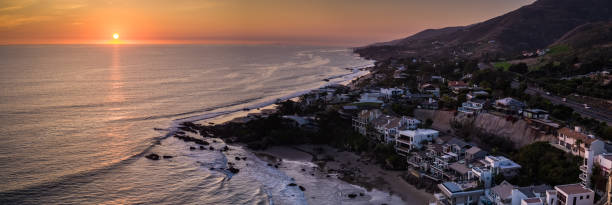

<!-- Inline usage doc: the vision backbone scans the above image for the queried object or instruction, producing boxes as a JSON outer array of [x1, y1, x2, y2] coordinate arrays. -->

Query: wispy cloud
[[0, 0, 36, 12], [0, 15, 50, 28]]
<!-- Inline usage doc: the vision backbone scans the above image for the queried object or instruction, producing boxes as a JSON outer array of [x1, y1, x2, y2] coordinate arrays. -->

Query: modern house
[[483, 156, 522, 177], [380, 88, 405, 99], [435, 182, 485, 205], [458, 99, 486, 114], [546, 184, 594, 205], [395, 129, 439, 156], [511, 185, 550, 205], [352, 109, 382, 136], [494, 97, 525, 114], [465, 146, 488, 163], [522, 109, 549, 120]]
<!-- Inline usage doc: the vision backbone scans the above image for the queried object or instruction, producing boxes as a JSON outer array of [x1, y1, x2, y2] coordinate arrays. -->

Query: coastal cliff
[[414, 109, 555, 148]]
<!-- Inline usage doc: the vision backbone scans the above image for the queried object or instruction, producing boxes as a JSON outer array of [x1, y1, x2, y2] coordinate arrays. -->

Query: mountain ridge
[[355, 0, 612, 60]]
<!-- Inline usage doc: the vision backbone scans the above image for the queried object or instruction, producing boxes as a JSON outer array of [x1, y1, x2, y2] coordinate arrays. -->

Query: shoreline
[[252, 145, 434, 204], [166, 61, 436, 204]]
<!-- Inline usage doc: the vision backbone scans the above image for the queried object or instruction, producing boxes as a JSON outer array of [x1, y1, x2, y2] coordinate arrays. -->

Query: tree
[[509, 63, 529, 74]]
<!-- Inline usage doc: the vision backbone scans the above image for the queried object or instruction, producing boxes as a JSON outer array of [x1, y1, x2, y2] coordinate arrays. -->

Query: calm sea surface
[[0, 44, 373, 204]]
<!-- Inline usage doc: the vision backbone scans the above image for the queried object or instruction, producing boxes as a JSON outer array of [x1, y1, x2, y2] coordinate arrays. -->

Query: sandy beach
[[253, 145, 434, 205]]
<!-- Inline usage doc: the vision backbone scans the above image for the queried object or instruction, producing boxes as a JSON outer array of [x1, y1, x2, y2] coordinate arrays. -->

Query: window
[[587, 195, 590, 199], [580, 196, 583, 200]]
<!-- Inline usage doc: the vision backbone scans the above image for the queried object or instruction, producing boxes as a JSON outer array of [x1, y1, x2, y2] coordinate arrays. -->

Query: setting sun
[[113, 33, 119, 40]]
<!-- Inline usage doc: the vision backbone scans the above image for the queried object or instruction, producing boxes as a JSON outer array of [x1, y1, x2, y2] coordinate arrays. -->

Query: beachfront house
[[395, 129, 439, 156], [380, 88, 405, 99], [352, 109, 382, 136]]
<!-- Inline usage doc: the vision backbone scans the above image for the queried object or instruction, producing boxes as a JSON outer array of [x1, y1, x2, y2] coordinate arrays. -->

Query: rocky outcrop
[[414, 109, 554, 148]]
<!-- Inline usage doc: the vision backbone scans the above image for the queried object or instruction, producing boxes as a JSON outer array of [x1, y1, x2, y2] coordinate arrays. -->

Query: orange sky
[[0, 0, 535, 46]]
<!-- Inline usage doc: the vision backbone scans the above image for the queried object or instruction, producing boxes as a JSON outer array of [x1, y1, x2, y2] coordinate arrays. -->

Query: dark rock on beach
[[145, 153, 160, 160], [235, 157, 241, 161], [299, 186, 305, 191], [228, 167, 240, 174], [189, 147, 196, 150], [162, 155, 173, 159], [348, 193, 357, 198], [288, 183, 297, 186]]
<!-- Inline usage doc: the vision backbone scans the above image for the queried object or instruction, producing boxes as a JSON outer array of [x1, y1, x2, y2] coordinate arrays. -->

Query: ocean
[[0, 44, 386, 204]]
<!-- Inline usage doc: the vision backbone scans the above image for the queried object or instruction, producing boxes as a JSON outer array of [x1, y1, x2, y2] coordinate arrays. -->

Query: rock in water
[[189, 147, 196, 150], [288, 183, 297, 186], [299, 186, 305, 191], [145, 153, 160, 160], [235, 157, 241, 161], [162, 155, 173, 159], [348, 193, 357, 198]]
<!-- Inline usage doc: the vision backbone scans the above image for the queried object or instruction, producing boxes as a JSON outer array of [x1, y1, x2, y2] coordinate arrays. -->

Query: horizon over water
[[0, 44, 380, 204]]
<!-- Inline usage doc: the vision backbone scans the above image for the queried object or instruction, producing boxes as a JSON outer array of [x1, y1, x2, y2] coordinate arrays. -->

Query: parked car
[[584, 104, 591, 109]]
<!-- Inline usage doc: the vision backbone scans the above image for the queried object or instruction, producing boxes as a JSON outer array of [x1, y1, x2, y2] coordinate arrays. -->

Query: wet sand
[[254, 145, 434, 205]]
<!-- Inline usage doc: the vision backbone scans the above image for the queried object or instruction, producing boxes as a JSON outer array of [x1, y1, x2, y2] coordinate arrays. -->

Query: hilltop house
[[448, 81, 469, 93], [494, 97, 525, 114], [458, 99, 486, 114], [419, 83, 440, 97], [467, 90, 489, 100], [435, 182, 485, 205], [380, 87, 405, 100]]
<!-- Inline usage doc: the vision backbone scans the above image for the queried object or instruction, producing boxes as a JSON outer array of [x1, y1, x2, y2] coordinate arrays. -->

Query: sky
[[0, 0, 536, 46]]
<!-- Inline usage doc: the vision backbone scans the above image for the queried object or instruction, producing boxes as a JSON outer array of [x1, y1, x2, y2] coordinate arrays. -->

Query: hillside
[[355, 0, 612, 60], [551, 21, 612, 49]]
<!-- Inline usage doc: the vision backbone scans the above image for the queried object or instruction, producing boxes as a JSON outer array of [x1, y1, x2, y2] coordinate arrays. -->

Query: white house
[[380, 88, 405, 99], [596, 154, 612, 174], [550, 184, 594, 205], [483, 156, 521, 177], [458, 99, 486, 114], [395, 129, 439, 156]]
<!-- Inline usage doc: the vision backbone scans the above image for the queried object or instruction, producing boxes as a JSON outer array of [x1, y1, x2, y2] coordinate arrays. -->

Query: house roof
[[449, 162, 471, 175], [448, 81, 468, 87], [442, 182, 463, 193], [446, 138, 470, 148], [558, 127, 596, 144], [523, 198, 542, 204], [385, 117, 403, 129], [517, 185, 551, 198], [495, 97, 525, 107], [556, 184, 593, 195], [466, 146, 486, 155], [491, 181, 514, 199]]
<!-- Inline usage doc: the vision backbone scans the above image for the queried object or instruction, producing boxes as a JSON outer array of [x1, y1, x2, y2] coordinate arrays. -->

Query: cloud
[[0, 0, 36, 12], [0, 15, 50, 28]]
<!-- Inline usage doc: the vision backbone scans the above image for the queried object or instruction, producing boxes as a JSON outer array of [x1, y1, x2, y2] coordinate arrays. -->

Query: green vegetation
[[510, 142, 582, 186], [548, 44, 571, 55], [493, 61, 511, 71]]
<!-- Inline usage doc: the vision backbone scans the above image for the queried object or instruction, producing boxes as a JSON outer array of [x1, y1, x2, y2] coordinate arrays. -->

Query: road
[[525, 87, 612, 125]]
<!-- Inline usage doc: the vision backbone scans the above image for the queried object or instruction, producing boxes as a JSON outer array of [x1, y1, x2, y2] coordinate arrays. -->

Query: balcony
[[579, 173, 588, 181], [580, 165, 588, 172]]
